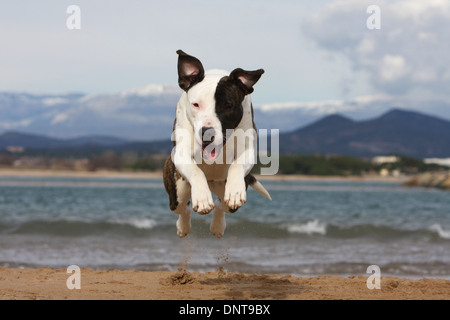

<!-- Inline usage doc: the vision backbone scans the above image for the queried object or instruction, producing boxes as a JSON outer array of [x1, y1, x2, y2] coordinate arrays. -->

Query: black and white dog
[[163, 50, 271, 238]]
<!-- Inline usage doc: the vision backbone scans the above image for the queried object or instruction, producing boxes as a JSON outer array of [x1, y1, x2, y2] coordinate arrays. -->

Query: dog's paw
[[224, 179, 246, 211], [176, 214, 191, 238], [191, 183, 214, 215], [210, 208, 226, 238]]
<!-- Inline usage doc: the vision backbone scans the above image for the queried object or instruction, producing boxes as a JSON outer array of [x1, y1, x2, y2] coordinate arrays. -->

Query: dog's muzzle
[[201, 126, 215, 145]]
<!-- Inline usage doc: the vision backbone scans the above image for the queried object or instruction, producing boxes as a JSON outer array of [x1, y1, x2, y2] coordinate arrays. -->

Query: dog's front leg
[[189, 169, 215, 214], [224, 127, 256, 210], [224, 163, 247, 210], [173, 119, 215, 215], [175, 161, 214, 215]]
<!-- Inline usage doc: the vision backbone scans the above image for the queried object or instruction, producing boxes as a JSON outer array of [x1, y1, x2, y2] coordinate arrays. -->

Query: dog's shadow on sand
[[199, 273, 304, 300]]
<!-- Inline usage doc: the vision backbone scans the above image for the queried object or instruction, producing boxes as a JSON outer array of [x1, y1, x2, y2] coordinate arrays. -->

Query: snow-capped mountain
[[0, 85, 181, 141], [1, 85, 450, 141]]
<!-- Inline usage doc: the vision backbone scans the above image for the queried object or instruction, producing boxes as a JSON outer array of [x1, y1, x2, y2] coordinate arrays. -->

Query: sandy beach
[[0, 168, 407, 183], [0, 267, 448, 300], [0, 168, 164, 179]]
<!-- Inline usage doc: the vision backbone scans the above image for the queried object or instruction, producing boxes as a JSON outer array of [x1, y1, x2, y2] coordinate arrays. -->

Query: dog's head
[[177, 50, 264, 161]]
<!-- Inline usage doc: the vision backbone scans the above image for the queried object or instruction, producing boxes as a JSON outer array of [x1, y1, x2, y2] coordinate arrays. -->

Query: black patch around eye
[[214, 77, 246, 140]]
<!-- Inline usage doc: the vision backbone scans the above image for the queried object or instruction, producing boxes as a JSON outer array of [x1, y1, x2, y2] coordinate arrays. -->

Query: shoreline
[[0, 168, 407, 183], [0, 267, 448, 300]]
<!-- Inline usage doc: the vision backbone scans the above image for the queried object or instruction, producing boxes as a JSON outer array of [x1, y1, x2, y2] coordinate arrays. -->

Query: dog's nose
[[201, 126, 215, 144]]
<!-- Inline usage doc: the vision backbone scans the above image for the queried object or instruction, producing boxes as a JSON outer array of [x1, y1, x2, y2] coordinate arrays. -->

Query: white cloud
[[42, 97, 69, 106], [391, 0, 450, 21], [256, 94, 391, 115], [412, 68, 437, 83], [120, 84, 181, 98], [258, 100, 344, 113], [379, 55, 409, 83], [303, 0, 450, 98], [356, 37, 375, 54]]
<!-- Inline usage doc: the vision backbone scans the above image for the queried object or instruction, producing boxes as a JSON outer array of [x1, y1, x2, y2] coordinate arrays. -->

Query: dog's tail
[[245, 174, 272, 201]]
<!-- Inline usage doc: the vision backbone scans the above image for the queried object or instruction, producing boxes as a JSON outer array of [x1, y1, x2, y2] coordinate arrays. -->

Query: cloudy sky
[[1, 0, 450, 118]]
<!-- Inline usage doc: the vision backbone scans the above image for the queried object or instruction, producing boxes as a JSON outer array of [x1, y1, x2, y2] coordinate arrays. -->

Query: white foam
[[111, 218, 157, 230], [429, 224, 450, 239], [285, 219, 327, 235]]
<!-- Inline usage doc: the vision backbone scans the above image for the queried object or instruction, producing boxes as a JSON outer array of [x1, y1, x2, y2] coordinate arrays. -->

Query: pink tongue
[[203, 147, 217, 161]]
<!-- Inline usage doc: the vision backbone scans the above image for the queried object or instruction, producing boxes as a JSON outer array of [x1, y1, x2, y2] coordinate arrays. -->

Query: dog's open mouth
[[202, 142, 219, 161]]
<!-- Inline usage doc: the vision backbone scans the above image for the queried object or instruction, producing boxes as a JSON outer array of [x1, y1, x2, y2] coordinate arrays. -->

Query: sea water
[[0, 176, 448, 279]]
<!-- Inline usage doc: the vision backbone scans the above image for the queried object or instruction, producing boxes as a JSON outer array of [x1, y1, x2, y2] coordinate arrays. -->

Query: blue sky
[[1, 0, 450, 119], [0, 0, 362, 104]]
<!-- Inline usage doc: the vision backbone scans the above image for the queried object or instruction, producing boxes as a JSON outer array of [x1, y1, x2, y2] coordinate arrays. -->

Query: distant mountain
[[279, 109, 450, 158], [2, 87, 450, 142], [0, 131, 173, 157], [0, 86, 181, 141], [1, 108, 450, 159], [0, 131, 127, 150]]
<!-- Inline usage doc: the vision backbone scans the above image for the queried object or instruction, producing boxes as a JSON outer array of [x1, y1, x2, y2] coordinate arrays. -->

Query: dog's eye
[[192, 103, 199, 108], [226, 104, 234, 109]]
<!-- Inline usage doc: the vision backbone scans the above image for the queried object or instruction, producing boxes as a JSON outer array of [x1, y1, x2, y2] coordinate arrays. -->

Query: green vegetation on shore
[[254, 154, 449, 176]]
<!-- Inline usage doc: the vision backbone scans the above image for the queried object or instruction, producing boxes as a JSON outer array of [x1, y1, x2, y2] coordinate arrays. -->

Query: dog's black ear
[[177, 50, 205, 91], [229, 68, 264, 94]]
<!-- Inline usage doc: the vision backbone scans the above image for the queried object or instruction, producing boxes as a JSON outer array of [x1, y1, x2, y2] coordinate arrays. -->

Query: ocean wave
[[108, 218, 157, 230], [2, 217, 449, 241], [277, 220, 450, 241], [284, 220, 327, 235], [7, 218, 161, 237], [429, 224, 450, 239]]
